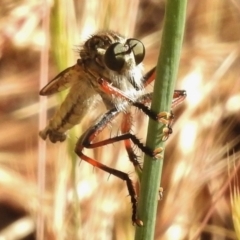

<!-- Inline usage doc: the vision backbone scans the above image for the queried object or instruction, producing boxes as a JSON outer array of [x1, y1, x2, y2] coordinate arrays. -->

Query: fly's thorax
[[84, 58, 145, 111], [80, 31, 124, 66], [109, 64, 145, 99]]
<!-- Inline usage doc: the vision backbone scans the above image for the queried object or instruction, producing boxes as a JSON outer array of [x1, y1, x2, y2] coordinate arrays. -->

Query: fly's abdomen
[[39, 81, 96, 143]]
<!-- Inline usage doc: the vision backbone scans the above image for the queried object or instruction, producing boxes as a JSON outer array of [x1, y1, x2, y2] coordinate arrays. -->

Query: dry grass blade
[[230, 158, 240, 240], [231, 188, 240, 239]]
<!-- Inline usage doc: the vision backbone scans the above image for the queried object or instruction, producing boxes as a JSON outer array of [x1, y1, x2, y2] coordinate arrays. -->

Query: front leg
[[133, 101, 174, 141], [97, 77, 186, 141], [134, 90, 186, 140], [97, 77, 135, 103]]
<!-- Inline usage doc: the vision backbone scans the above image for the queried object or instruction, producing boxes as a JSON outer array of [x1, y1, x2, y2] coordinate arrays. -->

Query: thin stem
[[134, 0, 187, 239]]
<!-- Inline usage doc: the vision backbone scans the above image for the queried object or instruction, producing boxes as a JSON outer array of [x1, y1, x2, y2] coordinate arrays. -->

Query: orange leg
[[121, 112, 143, 172], [75, 108, 160, 226], [142, 66, 156, 87]]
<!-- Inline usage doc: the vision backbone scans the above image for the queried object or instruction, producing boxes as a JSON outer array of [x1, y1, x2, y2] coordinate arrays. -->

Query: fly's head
[[79, 32, 146, 106]]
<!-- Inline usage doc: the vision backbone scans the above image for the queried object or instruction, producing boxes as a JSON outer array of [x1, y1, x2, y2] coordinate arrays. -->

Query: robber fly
[[39, 31, 186, 226]]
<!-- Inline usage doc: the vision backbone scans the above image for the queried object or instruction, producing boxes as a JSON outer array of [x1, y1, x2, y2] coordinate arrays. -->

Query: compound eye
[[104, 42, 125, 72], [127, 38, 145, 65]]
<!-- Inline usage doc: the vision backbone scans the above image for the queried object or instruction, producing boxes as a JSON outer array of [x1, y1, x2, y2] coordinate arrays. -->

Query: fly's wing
[[39, 63, 84, 96], [172, 90, 187, 108]]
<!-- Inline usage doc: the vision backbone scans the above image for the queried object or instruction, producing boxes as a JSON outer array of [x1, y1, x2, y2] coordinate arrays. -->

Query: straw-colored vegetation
[[0, 0, 240, 239]]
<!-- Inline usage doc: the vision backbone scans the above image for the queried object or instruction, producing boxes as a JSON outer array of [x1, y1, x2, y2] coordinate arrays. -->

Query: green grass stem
[[134, 0, 187, 239]]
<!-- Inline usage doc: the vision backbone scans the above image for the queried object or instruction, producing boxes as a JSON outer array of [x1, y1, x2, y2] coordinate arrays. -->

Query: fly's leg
[[75, 146, 143, 226], [142, 66, 156, 87], [97, 78, 135, 102], [96, 77, 171, 140], [97, 76, 186, 109], [136, 90, 187, 109], [141, 68, 187, 139], [133, 101, 174, 141], [97, 77, 186, 141], [76, 107, 165, 225], [75, 108, 141, 225], [134, 90, 186, 140], [85, 126, 163, 160], [75, 108, 156, 226], [121, 112, 143, 175], [158, 187, 164, 200]]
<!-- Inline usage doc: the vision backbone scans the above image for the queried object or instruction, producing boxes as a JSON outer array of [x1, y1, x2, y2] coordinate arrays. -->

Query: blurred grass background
[[0, 0, 240, 239]]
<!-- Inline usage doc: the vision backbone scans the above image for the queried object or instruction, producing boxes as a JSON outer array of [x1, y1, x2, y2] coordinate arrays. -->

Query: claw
[[158, 187, 164, 200], [157, 111, 169, 124], [152, 147, 163, 159], [134, 219, 144, 227], [162, 126, 173, 141], [157, 111, 174, 125], [157, 111, 174, 141]]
